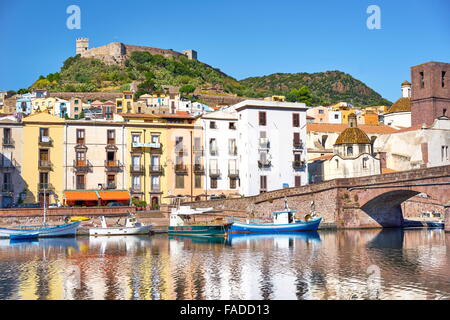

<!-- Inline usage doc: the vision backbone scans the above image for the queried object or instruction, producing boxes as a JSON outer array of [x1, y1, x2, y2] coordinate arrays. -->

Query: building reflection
[[0, 229, 448, 300]]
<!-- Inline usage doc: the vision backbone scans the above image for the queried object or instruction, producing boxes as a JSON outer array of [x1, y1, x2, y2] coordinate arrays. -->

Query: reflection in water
[[0, 229, 449, 300]]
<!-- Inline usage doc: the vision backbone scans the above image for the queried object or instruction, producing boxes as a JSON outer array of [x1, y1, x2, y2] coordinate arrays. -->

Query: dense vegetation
[[241, 71, 391, 106], [27, 52, 391, 106]]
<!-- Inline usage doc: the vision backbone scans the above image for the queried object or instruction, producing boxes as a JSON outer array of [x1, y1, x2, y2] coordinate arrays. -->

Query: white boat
[[89, 214, 152, 236]]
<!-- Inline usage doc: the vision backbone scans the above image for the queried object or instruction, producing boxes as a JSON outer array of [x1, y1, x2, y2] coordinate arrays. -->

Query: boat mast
[[43, 185, 47, 226]]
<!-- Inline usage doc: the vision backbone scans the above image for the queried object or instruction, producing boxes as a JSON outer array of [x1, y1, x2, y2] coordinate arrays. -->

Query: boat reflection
[[0, 237, 79, 250], [168, 234, 228, 245], [226, 231, 321, 247]]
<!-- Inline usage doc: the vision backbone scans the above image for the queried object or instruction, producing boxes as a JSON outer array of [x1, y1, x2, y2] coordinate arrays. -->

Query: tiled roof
[[386, 97, 411, 114], [335, 127, 371, 145], [309, 154, 334, 161], [307, 123, 399, 134]]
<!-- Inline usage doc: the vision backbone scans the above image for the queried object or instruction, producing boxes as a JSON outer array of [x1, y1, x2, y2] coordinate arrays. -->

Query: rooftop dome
[[401, 80, 411, 86], [335, 127, 371, 145], [385, 97, 411, 114]]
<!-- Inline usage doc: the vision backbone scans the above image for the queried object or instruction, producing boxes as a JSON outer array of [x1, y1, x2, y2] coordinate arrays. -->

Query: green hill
[[29, 52, 390, 106], [240, 71, 391, 106]]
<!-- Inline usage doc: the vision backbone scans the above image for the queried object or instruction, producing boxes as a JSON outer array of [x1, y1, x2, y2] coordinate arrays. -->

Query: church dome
[[335, 127, 371, 145], [385, 97, 411, 114], [401, 80, 411, 86]]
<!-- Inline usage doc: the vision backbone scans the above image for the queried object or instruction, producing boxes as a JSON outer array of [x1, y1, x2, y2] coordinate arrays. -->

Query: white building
[[384, 81, 412, 128], [230, 100, 308, 196], [201, 108, 239, 196], [375, 116, 450, 171]]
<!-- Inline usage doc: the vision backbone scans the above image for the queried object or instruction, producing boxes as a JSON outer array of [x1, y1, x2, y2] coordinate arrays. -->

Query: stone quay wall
[[0, 206, 136, 227]]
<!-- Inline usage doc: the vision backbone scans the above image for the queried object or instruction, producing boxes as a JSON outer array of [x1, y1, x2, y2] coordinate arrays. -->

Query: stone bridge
[[186, 165, 450, 229]]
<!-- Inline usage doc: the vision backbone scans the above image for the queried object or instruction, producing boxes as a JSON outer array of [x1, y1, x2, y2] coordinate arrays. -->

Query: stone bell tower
[[76, 38, 89, 55]]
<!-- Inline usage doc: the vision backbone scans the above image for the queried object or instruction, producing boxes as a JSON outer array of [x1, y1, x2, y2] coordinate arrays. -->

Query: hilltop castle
[[76, 38, 197, 65]]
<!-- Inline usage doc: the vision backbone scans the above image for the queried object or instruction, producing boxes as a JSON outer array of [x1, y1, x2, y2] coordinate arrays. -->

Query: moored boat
[[229, 199, 321, 233], [89, 214, 152, 236], [168, 205, 232, 236], [0, 187, 80, 239]]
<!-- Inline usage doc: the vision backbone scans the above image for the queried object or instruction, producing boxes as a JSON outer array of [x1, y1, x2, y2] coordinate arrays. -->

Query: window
[[107, 130, 115, 144], [76, 151, 86, 166], [195, 175, 202, 188], [210, 138, 218, 156], [132, 175, 140, 190], [259, 111, 267, 126], [76, 175, 86, 190], [40, 128, 49, 141], [3, 172, 12, 191], [151, 156, 160, 171], [260, 175, 267, 193], [229, 139, 237, 155], [442, 146, 449, 162], [293, 113, 300, 127], [347, 146, 353, 156], [3, 128, 11, 144], [210, 177, 218, 189], [151, 176, 160, 191], [107, 175, 116, 189], [362, 157, 368, 168], [334, 114, 339, 119], [318, 110, 324, 114], [76, 129, 85, 144], [74, 100, 79, 105], [175, 175, 184, 189], [335, 159, 339, 168], [293, 132, 301, 146], [295, 176, 301, 187], [294, 153, 301, 162], [229, 122, 236, 130], [131, 155, 141, 171], [151, 135, 159, 144], [442, 71, 447, 88], [175, 136, 183, 152], [132, 134, 140, 144], [210, 121, 217, 129], [230, 178, 237, 189], [420, 72, 425, 88], [39, 172, 49, 185]]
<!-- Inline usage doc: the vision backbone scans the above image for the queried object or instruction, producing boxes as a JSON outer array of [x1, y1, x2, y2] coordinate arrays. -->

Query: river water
[[0, 228, 449, 300]]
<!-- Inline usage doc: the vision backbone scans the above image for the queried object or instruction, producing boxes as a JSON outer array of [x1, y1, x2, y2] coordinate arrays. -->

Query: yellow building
[[122, 111, 204, 207], [22, 112, 65, 205], [116, 91, 134, 114]]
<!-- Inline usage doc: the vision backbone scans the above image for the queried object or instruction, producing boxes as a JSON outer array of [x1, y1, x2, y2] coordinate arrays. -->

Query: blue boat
[[229, 199, 322, 233], [9, 233, 39, 240]]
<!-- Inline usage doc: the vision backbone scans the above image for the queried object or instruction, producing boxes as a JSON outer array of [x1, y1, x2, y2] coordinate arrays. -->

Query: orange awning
[[65, 190, 99, 201], [98, 190, 130, 201]]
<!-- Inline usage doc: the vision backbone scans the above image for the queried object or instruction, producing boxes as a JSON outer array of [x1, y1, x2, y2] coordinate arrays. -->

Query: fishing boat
[[0, 187, 80, 239], [168, 204, 232, 236], [89, 213, 152, 236], [229, 199, 322, 233]]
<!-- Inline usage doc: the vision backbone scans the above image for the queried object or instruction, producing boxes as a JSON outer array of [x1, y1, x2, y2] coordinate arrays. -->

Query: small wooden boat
[[9, 233, 39, 240], [89, 214, 152, 236], [229, 199, 322, 233], [168, 204, 232, 236], [68, 216, 90, 222]]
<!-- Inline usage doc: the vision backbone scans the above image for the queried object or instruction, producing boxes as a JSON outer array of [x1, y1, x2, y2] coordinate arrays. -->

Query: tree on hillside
[[179, 84, 196, 95], [286, 86, 314, 105]]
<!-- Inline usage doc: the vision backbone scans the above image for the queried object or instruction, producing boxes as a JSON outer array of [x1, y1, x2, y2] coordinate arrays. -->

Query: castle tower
[[411, 61, 450, 126], [183, 49, 197, 61], [76, 38, 89, 55]]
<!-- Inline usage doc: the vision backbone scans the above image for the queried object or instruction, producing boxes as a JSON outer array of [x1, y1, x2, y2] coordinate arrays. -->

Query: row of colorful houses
[[0, 99, 309, 208]]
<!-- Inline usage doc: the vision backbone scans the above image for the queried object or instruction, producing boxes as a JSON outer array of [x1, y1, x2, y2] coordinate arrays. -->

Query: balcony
[[38, 160, 52, 171], [150, 165, 164, 174], [73, 160, 92, 172], [229, 147, 238, 156], [106, 140, 117, 151], [37, 183, 55, 193], [0, 159, 19, 170], [2, 183, 13, 192], [210, 149, 219, 156], [174, 145, 187, 155], [105, 160, 123, 172], [258, 160, 271, 168], [2, 138, 14, 148], [228, 168, 239, 178], [193, 146, 204, 155], [130, 185, 142, 193], [175, 164, 188, 173], [76, 184, 86, 190], [130, 164, 145, 174], [38, 136, 53, 147], [193, 164, 205, 174], [293, 139, 304, 149], [209, 168, 220, 177], [293, 160, 306, 169]]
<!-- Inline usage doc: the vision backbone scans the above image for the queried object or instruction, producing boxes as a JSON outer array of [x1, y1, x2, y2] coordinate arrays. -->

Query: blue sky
[[0, 0, 449, 102]]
